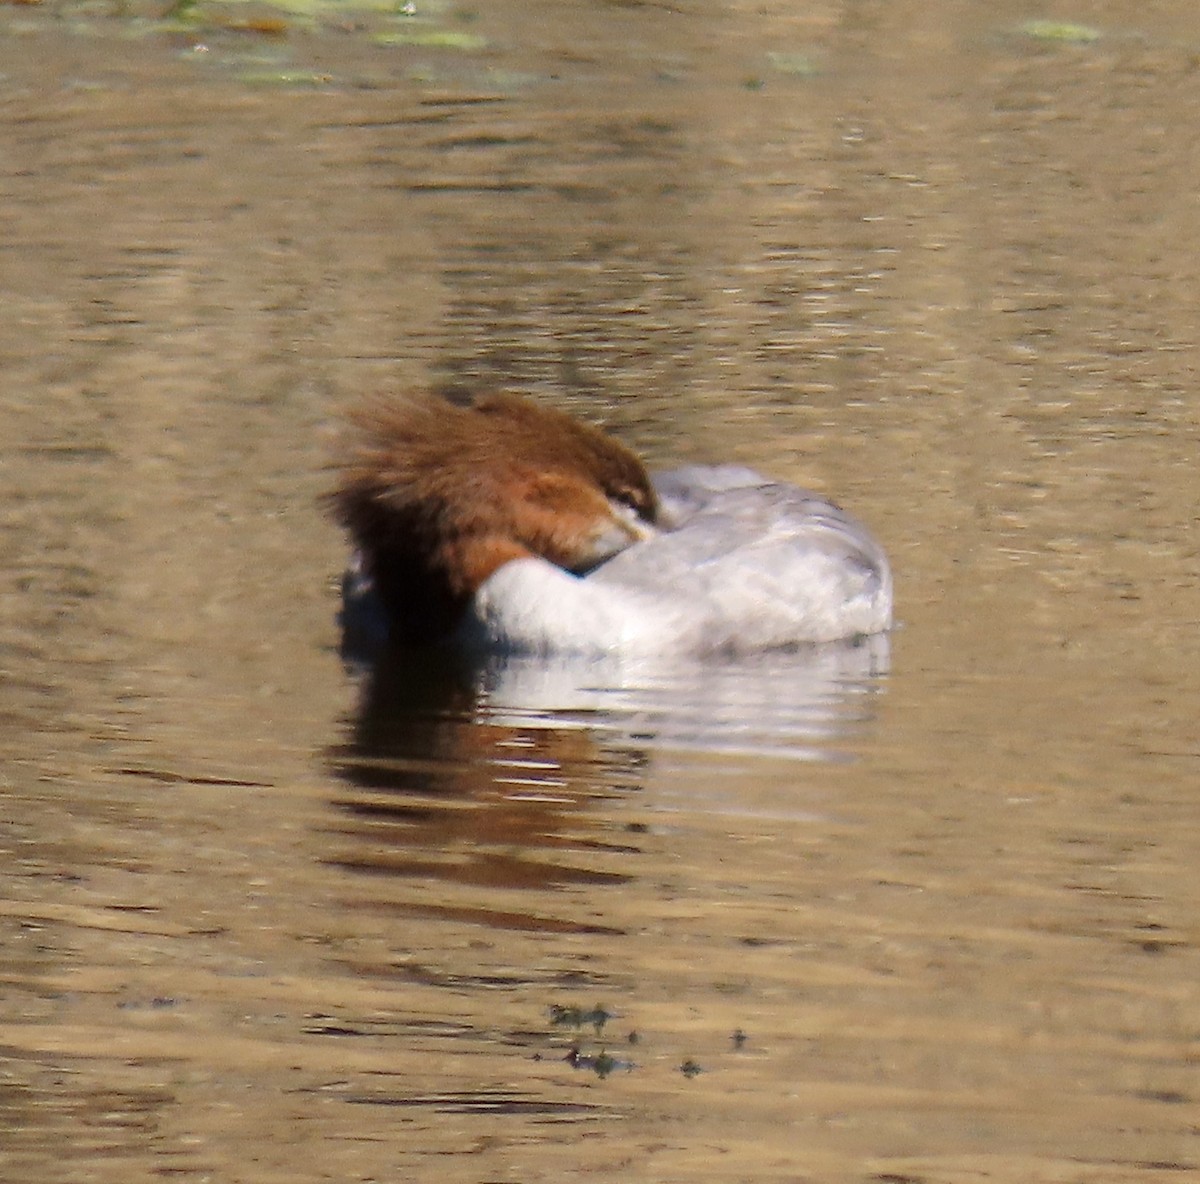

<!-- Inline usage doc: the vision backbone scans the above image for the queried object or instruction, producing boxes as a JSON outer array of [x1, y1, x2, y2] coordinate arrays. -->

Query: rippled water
[[2, 1, 1199, 1180]]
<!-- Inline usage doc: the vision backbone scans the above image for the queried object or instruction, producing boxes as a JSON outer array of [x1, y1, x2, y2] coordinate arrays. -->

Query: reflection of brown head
[[330, 393, 658, 640]]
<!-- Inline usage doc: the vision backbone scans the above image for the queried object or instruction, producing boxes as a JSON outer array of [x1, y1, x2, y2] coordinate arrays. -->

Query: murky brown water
[[3, 1, 1199, 1180]]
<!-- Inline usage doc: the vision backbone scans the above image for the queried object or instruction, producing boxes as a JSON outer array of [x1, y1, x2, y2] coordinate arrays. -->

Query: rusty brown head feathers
[[329, 392, 658, 641]]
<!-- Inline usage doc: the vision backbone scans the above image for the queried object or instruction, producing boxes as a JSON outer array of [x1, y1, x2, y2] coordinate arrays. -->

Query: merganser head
[[330, 392, 658, 641]]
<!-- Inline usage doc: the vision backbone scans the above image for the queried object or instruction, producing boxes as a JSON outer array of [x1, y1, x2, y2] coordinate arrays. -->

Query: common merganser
[[331, 393, 891, 655]]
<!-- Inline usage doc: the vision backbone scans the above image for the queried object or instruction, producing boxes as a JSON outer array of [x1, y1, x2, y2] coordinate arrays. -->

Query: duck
[[330, 392, 892, 656]]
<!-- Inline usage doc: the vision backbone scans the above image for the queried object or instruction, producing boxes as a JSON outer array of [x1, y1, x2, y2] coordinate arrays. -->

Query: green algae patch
[[1018, 20, 1102, 44], [0, 0, 496, 93], [80, 0, 475, 40], [765, 51, 817, 77], [238, 66, 336, 84], [172, 0, 437, 17], [373, 27, 485, 49]]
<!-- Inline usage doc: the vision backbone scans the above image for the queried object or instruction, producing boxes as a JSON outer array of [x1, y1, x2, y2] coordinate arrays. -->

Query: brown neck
[[443, 534, 532, 594]]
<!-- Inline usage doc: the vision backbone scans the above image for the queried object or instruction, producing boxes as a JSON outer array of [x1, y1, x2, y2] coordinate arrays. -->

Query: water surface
[[2, 1, 1199, 1180]]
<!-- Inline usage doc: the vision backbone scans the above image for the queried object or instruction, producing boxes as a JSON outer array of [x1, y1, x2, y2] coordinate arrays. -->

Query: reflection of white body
[[474, 631, 890, 765], [468, 465, 892, 655]]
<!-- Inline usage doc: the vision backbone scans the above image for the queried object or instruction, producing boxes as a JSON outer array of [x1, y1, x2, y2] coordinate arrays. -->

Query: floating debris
[[565, 1046, 633, 1079], [549, 1003, 613, 1033]]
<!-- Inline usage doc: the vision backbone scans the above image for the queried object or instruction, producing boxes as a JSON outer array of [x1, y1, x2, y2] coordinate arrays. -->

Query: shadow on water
[[324, 636, 889, 935]]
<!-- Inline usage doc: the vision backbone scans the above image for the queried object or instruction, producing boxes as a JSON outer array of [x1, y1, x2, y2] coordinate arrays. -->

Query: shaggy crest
[[330, 392, 658, 641]]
